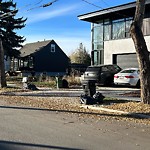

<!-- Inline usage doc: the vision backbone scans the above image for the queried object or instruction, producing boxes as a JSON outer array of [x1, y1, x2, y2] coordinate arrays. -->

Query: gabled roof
[[20, 40, 52, 57], [78, 0, 150, 23]]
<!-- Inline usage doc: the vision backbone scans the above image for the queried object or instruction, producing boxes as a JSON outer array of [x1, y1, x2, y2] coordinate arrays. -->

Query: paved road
[[0, 105, 149, 150]]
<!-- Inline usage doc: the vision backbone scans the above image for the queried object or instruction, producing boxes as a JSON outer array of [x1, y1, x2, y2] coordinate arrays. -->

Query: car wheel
[[104, 77, 113, 86]]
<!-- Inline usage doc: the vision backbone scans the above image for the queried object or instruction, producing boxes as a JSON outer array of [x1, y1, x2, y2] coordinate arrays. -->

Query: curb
[[80, 105, 150, 119]]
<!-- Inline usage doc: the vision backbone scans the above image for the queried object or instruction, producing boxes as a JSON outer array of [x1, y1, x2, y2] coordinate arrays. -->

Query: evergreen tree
[[0, 0, 26, 87], [0, 0, 26, 58]]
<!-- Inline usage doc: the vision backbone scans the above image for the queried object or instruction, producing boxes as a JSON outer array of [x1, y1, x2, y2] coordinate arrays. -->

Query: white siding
[[104, 36, 150, 64]]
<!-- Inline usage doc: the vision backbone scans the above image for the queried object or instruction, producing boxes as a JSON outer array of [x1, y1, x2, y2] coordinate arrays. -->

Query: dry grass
[[6, 75, 82, 88], [63, 76, 81, 86]]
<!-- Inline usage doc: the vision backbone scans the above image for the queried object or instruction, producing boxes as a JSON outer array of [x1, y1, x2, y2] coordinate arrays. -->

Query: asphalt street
[[0, 104, 149, 150]]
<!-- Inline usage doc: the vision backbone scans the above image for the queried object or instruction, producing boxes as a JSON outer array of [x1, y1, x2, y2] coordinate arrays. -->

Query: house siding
[[19, 40, 69, 76], [33, 41, 69, 73], [104, 36, 150, 65]]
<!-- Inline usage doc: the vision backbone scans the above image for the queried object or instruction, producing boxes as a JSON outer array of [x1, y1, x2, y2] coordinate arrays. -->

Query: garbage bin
[[82, 80, 96, 97]]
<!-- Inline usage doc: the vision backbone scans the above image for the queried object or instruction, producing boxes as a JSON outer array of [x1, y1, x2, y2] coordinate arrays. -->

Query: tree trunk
[[130, 0, 150, 104], [0, 38, 7, 88]]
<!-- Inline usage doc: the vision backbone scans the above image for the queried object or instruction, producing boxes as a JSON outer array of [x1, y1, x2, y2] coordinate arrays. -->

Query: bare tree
[[69, 43, 91, 65], [130, 0, 150, 104]]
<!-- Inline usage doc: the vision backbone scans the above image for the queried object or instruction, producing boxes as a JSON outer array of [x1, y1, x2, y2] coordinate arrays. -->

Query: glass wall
[[112, 19, 125, 40], [91, 17, 134, 65], [93, 51, 98, 65], [91, 12, 150, 66], [125, 18, 132, 38], [142, 18, 150, 35], [104, 19, 111, 41], [92, 22, 104, 65]]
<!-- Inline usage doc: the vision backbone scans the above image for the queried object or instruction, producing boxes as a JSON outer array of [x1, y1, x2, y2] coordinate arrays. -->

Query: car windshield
[[114, 65, 122, 72], [120, 69, 137, 73]]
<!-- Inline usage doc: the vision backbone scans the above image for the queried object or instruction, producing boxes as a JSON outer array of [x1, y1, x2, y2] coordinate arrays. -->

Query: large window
[[92, 22, 104, 65], [112, 19, 125, 39], [142, 18, 150, 35], [93, 51, 98, 65], [125, 18, 132, 38], [91, 17, 135, 65], [19, 57, 34, 69], [28, 56, 34, 68], [93, 50, 104, 65], [93, 25, 103, 42], [104, 20, 111, 41], [93, 42, 103, 50], [99, 50, 104, 64]]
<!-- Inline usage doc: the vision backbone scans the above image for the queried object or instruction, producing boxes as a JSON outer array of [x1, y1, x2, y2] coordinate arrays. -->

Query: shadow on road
[[0, 92, 81, 97], [0, 140, 82, 150]]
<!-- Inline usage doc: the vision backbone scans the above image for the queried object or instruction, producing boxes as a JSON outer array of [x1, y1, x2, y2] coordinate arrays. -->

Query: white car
[[114, 68, 140, 87]]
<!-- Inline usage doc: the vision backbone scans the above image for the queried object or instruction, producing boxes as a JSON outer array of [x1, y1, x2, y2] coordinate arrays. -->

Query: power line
[[27, 0, 58, 11], [42, 0, 58, 7], [0, 0, 58, 19], [81, 0, 131, 19], [16, 0, 44, 11], [24, 0, 44, 8], [34, 0, 44, 5], [80, 0, 150, 25], [0, 1, 42, 19], [81, 0, 103, 9], [98, 0, 110, 7]]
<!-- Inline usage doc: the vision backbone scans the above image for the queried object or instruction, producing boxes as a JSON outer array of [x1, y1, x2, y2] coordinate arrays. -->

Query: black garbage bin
[[82, 80, 96, 97]]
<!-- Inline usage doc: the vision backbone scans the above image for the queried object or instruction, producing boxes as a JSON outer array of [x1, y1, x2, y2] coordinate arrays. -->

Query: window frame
[[51, 44, 55, 53]]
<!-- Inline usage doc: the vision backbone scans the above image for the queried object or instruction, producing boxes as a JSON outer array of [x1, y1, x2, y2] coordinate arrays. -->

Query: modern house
[[78, 0, 150, 69], [15, 40, 69, 76]]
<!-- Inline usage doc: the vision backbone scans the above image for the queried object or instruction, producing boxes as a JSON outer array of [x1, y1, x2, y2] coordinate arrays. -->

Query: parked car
[[82, 64, 121, 86], [114, 68, 140, 87]]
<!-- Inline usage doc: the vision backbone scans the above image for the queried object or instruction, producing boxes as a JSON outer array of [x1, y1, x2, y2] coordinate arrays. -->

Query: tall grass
[[63, 76, 81, 86]]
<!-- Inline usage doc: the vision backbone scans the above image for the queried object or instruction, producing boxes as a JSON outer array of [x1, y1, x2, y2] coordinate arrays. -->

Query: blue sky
[[13, 0, 135, 55]]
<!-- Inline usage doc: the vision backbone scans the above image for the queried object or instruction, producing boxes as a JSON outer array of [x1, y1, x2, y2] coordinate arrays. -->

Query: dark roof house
[[18, 40, 69, 76]]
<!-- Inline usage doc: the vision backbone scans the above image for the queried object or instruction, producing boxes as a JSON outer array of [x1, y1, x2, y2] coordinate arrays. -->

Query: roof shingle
[[20, 40, 52, 57]]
